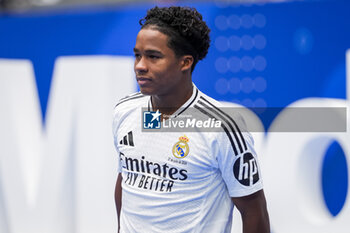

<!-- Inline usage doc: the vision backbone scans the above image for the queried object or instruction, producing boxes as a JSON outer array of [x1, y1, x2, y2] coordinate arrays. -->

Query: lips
[[136, 76, 152, 86]]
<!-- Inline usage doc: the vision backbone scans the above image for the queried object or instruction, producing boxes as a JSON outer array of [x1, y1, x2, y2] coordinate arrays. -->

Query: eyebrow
[[133, 48, 163, 55]]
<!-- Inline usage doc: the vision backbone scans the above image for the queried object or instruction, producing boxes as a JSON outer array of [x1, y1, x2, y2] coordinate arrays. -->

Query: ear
[[180, 55, 194, 72]]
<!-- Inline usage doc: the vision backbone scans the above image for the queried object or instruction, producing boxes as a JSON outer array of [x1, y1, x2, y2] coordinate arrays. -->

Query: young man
[[113, 6, 270, 233]]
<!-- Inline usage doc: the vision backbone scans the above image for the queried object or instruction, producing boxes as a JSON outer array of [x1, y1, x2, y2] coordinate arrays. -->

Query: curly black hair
[[139, 6, 211, 72]]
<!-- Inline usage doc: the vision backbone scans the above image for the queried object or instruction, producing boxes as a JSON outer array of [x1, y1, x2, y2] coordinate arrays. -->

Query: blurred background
[[0, 0, 349, 232]]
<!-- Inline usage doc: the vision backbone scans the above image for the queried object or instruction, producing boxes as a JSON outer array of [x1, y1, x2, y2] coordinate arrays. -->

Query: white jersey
[[112, 85, 263, 233]]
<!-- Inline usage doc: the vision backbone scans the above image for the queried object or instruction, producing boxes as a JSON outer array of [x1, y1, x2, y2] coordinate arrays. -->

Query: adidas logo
[[119, 131, 134, 146]]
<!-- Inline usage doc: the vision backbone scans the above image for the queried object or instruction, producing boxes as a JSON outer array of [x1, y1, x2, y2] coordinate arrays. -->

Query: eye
[[148, 55, 160, 59], [134, 53, 141, 59]]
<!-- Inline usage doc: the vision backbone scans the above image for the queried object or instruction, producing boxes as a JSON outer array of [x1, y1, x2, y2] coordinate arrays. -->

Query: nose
[[134, 56, 148, 74]]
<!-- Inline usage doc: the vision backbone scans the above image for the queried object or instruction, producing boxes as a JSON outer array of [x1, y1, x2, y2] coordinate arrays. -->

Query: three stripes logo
[[194, 96, 260, 187], [194, 96, 247, 156], [119, 131, 134, 147]]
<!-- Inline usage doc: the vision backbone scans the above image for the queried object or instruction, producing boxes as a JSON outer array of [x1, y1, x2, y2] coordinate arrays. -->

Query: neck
[[151, 82, 193, 117]]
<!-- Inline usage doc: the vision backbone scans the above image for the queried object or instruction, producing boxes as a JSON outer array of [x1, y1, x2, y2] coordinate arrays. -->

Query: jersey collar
[[147, 84, 199, 118]]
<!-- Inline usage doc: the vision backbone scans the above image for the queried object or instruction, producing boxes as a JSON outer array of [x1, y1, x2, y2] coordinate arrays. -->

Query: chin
[[139, 87, 154, 96], [139, 86, 166, 96]]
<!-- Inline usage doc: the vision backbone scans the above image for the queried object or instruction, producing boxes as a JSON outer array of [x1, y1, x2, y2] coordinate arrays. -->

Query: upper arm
[[231, 190, 270, 233], [214, 111, 269, 231], [115, 173, 122, 231], [115, 173, 122, 206], [231, 189, 268, 216]]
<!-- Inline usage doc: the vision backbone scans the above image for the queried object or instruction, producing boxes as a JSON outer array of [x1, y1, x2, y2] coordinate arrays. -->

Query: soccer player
[[113, 6, 270, 233]]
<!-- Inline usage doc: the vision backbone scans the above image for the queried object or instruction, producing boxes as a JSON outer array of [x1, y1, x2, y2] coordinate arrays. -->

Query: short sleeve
[[216, 114, 263, 197]]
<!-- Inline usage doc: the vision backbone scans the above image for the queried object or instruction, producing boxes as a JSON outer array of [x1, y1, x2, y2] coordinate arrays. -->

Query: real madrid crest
[[172, 135, 190, 159]]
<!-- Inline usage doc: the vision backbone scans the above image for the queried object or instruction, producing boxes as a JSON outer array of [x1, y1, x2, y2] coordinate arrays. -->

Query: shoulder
[[194, 91, 250, 155], [113, 92, 148, 122], [196, 91, 225, 108], [114, 92, 147, 109], [194, 91, 240, 125], [195, 90, 246, 126]]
